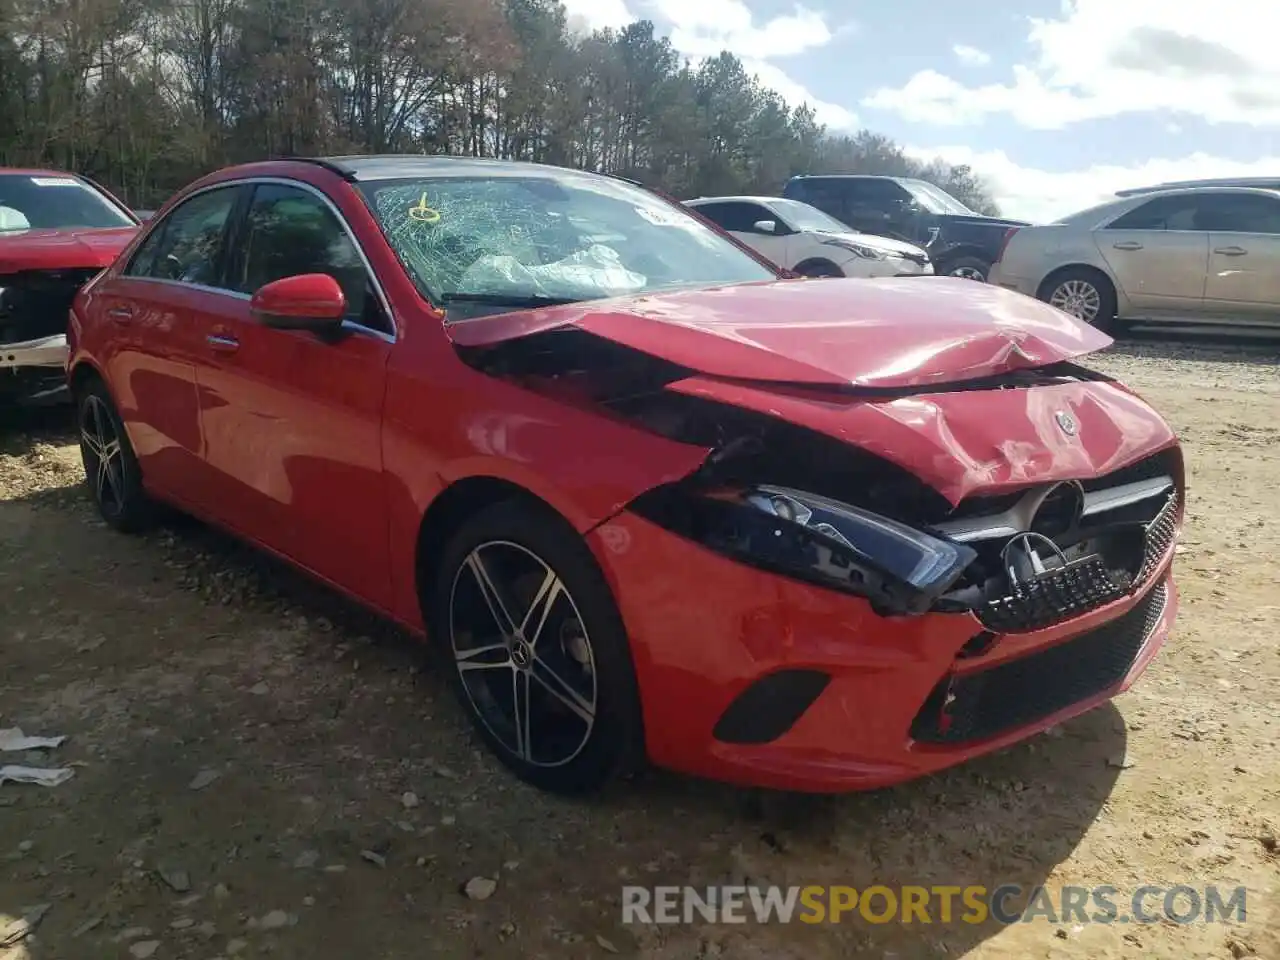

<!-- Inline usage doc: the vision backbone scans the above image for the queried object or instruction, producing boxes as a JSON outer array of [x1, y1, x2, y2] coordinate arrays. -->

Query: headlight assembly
[[630, 484, 977, 616], [820, 238, 889, 260]]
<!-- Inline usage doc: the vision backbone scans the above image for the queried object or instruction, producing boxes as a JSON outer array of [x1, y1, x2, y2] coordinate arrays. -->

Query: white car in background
[[684, 196, 934, 279]]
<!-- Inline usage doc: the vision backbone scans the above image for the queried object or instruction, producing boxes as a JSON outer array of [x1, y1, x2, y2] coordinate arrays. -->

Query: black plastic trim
[[712, 669, 832, 744]]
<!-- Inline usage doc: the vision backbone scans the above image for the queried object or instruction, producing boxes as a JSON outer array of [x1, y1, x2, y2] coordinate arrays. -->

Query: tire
[[794, 260, 843, 278], [940, 256, 991, 282], [428, 499, 644, 795], [75, 377, 156, 533], [1038, 267, 1118, 331]]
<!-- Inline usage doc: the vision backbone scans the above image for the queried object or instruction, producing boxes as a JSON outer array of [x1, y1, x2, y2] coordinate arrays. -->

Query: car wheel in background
[[793, 259, 844, 278], [429, 499, 645, 795], [76, 377, 156, 533], [1040, 267, 1118, 332], [941, 256, 991, 281]]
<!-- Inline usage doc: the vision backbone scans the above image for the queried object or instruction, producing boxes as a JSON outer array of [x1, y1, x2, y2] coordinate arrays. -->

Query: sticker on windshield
[[635, 205, 685, 227], [30, 176, 81, 187], [408, 192, 441, 224]]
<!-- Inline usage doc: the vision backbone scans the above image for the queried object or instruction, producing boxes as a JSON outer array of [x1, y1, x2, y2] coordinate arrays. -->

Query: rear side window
[[124, 186, 241, 286], [1191, 193, 1280, 234], [785, 181, 849, 223]]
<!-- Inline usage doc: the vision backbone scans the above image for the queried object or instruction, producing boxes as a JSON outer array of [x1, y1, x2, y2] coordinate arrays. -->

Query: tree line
[[0, 0, 1000, 213]]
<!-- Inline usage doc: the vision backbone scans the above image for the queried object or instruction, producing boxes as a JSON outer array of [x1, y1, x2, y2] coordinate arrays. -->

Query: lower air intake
[[910, 579, 1168, 746]]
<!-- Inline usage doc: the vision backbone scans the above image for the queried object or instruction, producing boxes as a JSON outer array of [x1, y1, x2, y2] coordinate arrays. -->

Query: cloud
[[866, 0, 1280, 128], [560, 0, 636, 33], [559, 0, 859, 130], [905, 145, 1280, 223], [952, 44, 990, 67], [649, 0, 859, 129]]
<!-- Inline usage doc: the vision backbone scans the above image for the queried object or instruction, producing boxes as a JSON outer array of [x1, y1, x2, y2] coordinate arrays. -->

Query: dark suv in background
[[783, 175, 1029, 281]]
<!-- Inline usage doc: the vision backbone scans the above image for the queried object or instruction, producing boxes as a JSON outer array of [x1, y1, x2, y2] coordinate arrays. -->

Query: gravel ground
[[1, 334, 1278, 960]]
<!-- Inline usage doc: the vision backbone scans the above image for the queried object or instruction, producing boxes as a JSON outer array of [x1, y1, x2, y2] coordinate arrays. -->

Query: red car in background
[[68, 156, 1182, 795], [0, 168, 139, 404]]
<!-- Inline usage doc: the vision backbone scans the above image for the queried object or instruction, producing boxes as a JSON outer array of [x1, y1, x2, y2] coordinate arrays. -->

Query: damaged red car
[[1, 168, 139, 404], [68, 156, 1182, 795]]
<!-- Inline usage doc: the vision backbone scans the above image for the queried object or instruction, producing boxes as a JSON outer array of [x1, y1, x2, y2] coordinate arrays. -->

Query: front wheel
[[1040, 268, 1118, 331], [428, 500, 644, 795], [794, 260, 843, 278]]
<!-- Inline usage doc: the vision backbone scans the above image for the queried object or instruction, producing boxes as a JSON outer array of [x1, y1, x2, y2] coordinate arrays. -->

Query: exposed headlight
[[821, 238, 889, 260], [630, 484, 977, 616]]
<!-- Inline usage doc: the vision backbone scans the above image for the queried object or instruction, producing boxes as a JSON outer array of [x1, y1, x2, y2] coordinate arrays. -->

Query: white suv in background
[[685, 196, 934, 279]]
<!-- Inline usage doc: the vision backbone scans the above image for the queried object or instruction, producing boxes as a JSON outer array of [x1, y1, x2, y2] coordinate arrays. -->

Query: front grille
[[974, 488, 1178, 633], [910, 579, 1168, 745], [1138, 489, 1179, 585]]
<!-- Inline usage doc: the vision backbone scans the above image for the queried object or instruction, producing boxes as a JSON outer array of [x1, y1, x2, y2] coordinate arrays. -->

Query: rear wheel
[[76, 378, 155, 533], [941, 256, 990, 281], [428, 500, 644, 795]]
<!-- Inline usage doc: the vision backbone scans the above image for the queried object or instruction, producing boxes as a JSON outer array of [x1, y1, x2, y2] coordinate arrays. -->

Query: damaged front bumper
[[588, 506, 1178, 793], [1, 334, 70, 404], [2, 333, 69, 370]]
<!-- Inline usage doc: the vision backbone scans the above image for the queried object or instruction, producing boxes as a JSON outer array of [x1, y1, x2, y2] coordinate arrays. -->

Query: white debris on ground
[[0, 726, 74, 786]]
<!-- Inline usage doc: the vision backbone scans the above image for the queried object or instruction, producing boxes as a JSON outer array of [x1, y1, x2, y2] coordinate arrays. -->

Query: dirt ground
[[2, 334, 1278, 960]]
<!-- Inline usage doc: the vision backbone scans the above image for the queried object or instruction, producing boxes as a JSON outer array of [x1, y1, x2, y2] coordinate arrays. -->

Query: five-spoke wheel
[[450, 541, 598, 768], [430, 500, 643, 794], [76, 378, 153, 532]]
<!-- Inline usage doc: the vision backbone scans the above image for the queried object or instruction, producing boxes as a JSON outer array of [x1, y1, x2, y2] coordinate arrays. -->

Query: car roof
[[1115, 185, 1280, 201], [788, 174, 912, 184], [302, 154, 626, 184], [1116, 176, 1280, 197], [0, 167, 81, 179], [686, 196, 782, 205]]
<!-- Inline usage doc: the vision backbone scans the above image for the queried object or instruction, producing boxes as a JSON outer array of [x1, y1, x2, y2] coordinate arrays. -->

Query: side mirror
[[251, 274, 346, 336], [752, 219, 778, 234]]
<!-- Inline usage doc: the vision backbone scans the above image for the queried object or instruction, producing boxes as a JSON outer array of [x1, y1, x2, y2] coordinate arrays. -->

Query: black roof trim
[[276, 156, 359, 181]]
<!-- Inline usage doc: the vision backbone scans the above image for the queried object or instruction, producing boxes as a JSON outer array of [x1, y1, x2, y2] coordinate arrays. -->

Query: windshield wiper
[[440, 292, 583, 308]]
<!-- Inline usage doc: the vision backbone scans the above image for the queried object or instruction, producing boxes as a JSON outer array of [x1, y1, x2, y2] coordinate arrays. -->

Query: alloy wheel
[[448, 540, 598, 768], [1049, 279, 1102, 323], [949, 265, 987, 281], [80, 394, 126, 517]]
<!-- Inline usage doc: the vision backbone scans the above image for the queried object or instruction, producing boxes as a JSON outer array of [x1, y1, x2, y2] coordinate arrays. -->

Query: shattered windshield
[[357, 174, 777, 316], [0, 174, 135, 231]]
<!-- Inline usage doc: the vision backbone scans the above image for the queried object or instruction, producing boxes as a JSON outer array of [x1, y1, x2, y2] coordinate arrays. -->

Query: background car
[[782, 174, 1029, 281], [69, 155, 1181, 798], [989, 186, 1280, 331], [684, 195, 933, 278], [0, 168, 140, 404]]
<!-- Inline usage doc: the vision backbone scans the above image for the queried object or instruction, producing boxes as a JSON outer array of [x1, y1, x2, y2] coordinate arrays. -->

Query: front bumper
[[0, 334, 70, 404], [587, 510, 1177, 793], [1, 333, 70, 370]]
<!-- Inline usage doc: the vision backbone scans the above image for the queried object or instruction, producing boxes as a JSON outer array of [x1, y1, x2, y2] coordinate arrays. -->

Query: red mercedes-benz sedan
[[67, 156, 1182, 795]]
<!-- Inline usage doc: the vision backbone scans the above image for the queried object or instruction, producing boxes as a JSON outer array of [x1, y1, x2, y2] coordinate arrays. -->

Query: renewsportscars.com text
[[621, 884, 1248, 926]]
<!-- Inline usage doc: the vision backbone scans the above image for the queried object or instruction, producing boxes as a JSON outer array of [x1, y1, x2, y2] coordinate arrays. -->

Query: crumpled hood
[[0, 226, 137, 274], [449, 276, 1112, 390], [813, 230, 927, 258]]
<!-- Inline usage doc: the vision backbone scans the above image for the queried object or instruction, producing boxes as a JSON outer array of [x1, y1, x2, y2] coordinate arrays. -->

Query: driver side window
[[229, 183, 389, 334], [125, 186, 240, 287]]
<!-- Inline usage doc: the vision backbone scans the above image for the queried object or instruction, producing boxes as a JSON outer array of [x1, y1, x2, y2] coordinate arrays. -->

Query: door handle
[[107, 306, 134, 323], [1112, 241, 1144, 251], [206, 333, 240, 352], [1213, 245, 1247, 256]]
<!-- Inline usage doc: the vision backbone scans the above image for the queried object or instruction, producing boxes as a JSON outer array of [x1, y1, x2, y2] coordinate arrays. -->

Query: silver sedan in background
[[988, 186, 1280, 331]]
